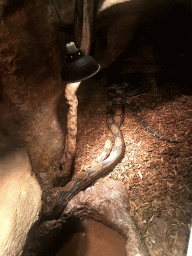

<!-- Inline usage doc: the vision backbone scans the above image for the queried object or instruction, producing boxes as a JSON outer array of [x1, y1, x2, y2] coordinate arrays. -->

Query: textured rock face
[[65, 180, 149, 256], [0, 1, 189, 255], [0, 132, 42, 256], [25, 180, 149, 256], [48, 0, 189, 71], [0, 0, 68, 189], [0, 2, 67, 255], [49, 0, 145, 68], [92, 0, 146, 68], [0, 1, 143, 255]]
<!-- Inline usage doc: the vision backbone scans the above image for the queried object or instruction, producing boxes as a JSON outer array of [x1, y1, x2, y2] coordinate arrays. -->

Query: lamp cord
[[51, 0, 63, 26]]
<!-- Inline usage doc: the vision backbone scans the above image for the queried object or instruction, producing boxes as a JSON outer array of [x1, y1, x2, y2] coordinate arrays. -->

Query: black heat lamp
[[61, 42, 100, 83]]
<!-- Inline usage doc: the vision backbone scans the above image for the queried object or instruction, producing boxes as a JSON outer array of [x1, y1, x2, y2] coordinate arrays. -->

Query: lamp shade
[[61, 42, 100, 83]]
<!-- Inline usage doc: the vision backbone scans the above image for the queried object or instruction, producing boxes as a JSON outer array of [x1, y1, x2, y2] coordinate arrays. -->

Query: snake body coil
[[41, 88, 180, 222], [42, 102, 124, 221]]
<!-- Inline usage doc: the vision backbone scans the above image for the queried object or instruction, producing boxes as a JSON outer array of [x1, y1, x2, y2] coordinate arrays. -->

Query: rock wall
[[0, 0, 190, 255], [0, 0, 68, 189], [0, 132, 42, 256], [0, 1, 67, 255]]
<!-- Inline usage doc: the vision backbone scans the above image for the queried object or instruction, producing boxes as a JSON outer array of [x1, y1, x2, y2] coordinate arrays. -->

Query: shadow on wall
[[2, 0, 60, 80], [91, 0, 146, 67], [22, 216, 84, 256], [0, 0, 69, 189], [105, 1, 191, 85], [0, 77, 3, 103], [1, 0, 25, 16], [91, 0, 191, 69], [53, 23, 75, 61]]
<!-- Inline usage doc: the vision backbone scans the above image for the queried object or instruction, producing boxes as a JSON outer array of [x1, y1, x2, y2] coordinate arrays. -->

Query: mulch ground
[[74, 76, 192, 256]]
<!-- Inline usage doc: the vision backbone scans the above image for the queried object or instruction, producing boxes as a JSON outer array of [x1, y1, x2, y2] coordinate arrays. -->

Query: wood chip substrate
[[75, 80, 192, 256]]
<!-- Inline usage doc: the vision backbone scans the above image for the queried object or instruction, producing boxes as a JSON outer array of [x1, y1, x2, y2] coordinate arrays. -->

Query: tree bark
[[57, 0, 95, 185]]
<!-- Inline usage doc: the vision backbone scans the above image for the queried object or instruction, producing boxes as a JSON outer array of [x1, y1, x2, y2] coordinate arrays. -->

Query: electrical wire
[[50, 0, 63, 26]]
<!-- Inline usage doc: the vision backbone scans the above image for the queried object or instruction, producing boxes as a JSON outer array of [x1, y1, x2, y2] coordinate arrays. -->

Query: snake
[[110, 89, 180, 143], [41, 88, 180, 222], [41, 99, 125, 222]]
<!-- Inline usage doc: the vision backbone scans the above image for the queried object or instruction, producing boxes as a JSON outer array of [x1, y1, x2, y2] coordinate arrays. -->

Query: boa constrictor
[[109, 89, 180, 143], [41, 99, 124, 222], [41, 89, 179, 222]]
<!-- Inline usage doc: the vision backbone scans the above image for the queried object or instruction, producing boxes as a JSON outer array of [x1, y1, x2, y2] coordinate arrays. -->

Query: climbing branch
[[57, 0, 94, 184], [58, 82, 80, 182]]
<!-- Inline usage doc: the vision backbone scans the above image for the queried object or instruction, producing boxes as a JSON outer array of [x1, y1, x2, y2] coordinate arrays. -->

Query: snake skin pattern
[[41, 88, 179, 222], [41, 101, 125, 221], [83, 101, 124, 170], [109, 89, 180, 143]]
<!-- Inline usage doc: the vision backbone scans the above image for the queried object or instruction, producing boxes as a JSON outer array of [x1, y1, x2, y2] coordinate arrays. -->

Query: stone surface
[[0, 0, 68, 189], [65, 180, 149, 256], [0, 132, 42, 256], [0, 2, 68, 255], [25, 180, 149, 256], [47, 0, 190, 72], [0, 1, 190, 255]]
